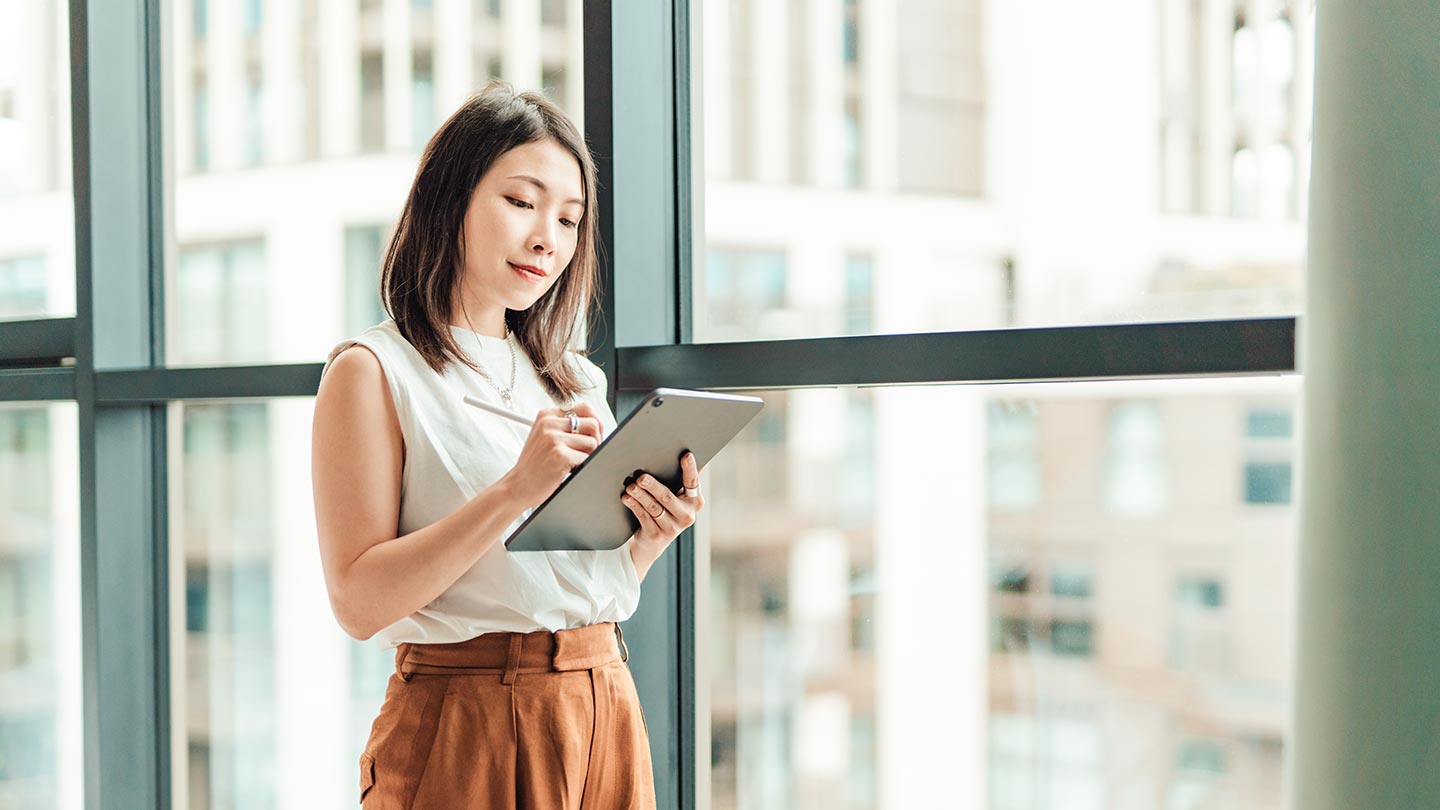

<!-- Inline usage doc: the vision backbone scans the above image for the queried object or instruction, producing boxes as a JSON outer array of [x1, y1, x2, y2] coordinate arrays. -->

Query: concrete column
[[858, 0, 896, 192], [382, 0, 413, 152], [500, 0, 541, 91], [803, 0, 843, 189], [1291, 1, 1440, 807], [435, 0, 475, 112], [262, 0, 303, 164], [748, 0, 789, 185], [319, 0, 359, 158], [701, 0, 731, 181], [209, 0, 244, 170]]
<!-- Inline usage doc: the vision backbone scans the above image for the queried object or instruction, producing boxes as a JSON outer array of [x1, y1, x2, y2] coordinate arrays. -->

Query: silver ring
[[567, 413, 580, 433], [683, 485, 700, 497]]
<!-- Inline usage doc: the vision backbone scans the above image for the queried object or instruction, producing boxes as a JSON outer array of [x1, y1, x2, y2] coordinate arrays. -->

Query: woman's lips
[[509, 262, 547, 281]]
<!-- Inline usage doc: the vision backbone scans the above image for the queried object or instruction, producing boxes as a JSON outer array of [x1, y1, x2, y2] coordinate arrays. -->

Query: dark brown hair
[[380, 80, 601, 403]]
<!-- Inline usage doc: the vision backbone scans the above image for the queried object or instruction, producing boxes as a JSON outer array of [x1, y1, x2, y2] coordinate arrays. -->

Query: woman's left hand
[[622, 452, 705, 550]]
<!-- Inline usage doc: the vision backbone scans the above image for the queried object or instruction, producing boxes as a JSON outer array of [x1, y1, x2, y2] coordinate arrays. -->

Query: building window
[[344, 225, 387, 335], [1104, 401, 1168, 517], [0, 256, 47, 319], [1245, 463, 1292, 504], [1245, 406, 1293, 504], [992, 564, 1030, 594], [1050, 565, 1093, 599], [360, 52, 384, 153], [194, 79, 210, 171], [541, 65, 566, 114], [245, 74, 264, 166], [843, 98, 863, 189], [243, 0, 263, 34], [412, 50, 436, 147], [703, 248, 788, 340], [1050, 620, 1094, 657], [991, 616, 1034, 654], [177, 240, 268, 364], [1177, 577, 1224, 609], [843, 254, 873, 334], [1168, 737, 1229, 809], [988, 401, 1041, 511], [842, 0, 859, 65]]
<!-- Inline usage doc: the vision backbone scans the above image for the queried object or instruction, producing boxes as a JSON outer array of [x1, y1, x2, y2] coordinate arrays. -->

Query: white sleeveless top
[[320, 318, 641, 648]]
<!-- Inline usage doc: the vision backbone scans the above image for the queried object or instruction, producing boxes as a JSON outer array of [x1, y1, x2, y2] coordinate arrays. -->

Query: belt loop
[[394, 643, 414, 683], [502, 633, 523, 685], [614, 622, 629, 663]]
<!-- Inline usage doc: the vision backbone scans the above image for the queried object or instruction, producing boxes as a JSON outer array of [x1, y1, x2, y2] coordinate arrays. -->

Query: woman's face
[[457, 138, 585, 314]]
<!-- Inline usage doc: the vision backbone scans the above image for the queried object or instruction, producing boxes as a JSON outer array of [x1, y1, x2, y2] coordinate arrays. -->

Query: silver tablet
[[504, 387, 765, 552]]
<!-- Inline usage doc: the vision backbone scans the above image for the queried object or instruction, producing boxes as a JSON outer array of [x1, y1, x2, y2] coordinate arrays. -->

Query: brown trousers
[[359, 622, 656, 809]]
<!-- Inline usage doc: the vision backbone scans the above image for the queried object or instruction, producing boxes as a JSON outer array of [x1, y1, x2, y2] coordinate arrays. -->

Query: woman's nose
[[530, 225, 556, 254]]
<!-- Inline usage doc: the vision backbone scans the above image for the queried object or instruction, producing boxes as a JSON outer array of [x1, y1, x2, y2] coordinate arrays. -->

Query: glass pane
[[695, 1, 1314, 342], [164, 0, 584, 366], [171, 399, 393, 809], [703, 377, 1299, 808], [0, 4, 75, 321], [0, 402, 81, 808]]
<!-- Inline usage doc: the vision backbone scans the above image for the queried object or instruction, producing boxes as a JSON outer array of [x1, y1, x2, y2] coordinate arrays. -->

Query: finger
[[562, 447, 590, 469], [569, 402, 605, 439], [622, 492, 661, 533], [680, 452, 700, 488], [626, 480, 672, 522], [549, 412, 603, 443], [635, 473, 684, 514], [556, 432, 600, 453]]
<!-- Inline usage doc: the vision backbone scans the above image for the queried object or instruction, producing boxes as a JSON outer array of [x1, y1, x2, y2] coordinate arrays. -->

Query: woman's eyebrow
[[507, 174, 584, 207]]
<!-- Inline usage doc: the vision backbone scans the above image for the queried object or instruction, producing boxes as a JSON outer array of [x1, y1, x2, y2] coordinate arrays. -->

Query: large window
[[169, 399, 391, 809], [698, 0, 1313, 343], [703, 378, 1298, 809], [0, 404, 80, 808], [0, 3, 1314, 808], [164, 0, 586, 366], [0, 4, 74, 321]]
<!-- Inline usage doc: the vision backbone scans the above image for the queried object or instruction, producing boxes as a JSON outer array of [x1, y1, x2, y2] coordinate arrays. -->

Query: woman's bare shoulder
[[315, 344, 405, 459]]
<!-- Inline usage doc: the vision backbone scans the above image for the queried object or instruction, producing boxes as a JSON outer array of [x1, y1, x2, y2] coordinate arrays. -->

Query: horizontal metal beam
[[95, 362, 322, 403], [0, 318, 1297, 404], [0, 367, 77, 401], [0, 317, 77, 365], [615, 317, 1297, 391]]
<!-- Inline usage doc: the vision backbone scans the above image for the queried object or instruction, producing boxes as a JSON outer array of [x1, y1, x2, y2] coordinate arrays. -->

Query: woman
[[311, 81, 702, 808]]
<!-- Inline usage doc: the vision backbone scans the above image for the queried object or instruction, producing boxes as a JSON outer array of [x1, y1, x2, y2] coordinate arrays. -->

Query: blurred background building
[[0, 0, 1308, 807]]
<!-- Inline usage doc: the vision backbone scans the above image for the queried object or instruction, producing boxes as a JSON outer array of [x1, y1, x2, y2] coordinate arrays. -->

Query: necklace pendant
[[500, 390, 515, 410]]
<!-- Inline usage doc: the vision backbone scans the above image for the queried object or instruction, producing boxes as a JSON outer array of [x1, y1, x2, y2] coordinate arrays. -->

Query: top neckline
[[447, 323, 512, 348]]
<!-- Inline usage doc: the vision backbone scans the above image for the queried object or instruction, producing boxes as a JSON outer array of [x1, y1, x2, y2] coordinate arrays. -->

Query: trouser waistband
[[394, 621, 629, 685]]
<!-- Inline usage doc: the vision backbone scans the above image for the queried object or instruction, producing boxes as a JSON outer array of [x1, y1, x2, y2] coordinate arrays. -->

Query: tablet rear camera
[[653, 397, 664, 407]]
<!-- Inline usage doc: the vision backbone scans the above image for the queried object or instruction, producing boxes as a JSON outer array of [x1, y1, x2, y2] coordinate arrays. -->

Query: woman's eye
[[560, 218, 577, 229], [506, 197, 532, 209]]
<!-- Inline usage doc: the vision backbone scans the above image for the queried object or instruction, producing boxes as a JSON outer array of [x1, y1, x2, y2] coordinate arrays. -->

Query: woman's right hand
[[499, 402, 605, 508]]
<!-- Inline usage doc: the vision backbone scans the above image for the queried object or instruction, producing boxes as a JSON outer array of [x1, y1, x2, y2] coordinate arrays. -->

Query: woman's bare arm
[[312, 346, 531, 640]]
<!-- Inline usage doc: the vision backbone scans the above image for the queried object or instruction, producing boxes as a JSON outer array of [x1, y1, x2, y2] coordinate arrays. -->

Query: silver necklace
[[468, 320, 519, 410]]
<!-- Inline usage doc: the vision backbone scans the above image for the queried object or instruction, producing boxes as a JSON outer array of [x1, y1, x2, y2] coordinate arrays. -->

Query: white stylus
[[462, 395, 535, 428]]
